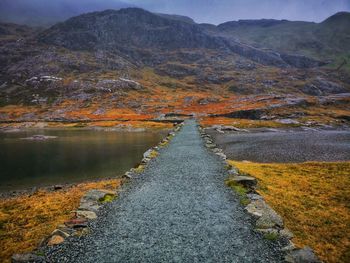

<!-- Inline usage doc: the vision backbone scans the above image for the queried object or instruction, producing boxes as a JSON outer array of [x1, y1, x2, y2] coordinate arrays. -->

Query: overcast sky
[[1, 0, 350, 26], [129, 0, 350, 24]]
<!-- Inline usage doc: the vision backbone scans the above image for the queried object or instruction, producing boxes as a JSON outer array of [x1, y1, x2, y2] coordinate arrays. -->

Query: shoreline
[[0, 176, 125, 200], [0, 122, 184, 262]]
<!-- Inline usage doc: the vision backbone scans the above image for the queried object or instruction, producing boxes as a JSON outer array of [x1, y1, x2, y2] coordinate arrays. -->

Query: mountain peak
[[39, 8, 220, 53], [321, 11, 350, 24]]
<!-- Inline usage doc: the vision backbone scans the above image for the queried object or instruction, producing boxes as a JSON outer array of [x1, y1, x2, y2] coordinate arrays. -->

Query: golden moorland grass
[[0, 179, 122, 263], [229, 160, 350, 263]]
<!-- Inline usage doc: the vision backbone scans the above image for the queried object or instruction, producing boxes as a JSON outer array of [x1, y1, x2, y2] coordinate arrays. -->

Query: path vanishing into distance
[[47, 120, 283, 262]]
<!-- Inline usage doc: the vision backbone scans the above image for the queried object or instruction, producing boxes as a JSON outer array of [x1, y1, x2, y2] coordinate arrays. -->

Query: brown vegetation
[[229, 160, 350, 263], [0, 179, 122, 263]]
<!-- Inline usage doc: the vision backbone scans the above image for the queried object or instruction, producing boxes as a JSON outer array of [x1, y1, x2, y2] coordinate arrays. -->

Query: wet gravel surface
[[208, 129, 350, 163], [47, 120, 284, 262]]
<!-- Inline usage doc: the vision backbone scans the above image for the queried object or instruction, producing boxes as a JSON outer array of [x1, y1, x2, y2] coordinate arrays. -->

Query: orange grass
[[199, 117, 297, 128], [229, 160, 350, 263], [0, 179, 122, 263]]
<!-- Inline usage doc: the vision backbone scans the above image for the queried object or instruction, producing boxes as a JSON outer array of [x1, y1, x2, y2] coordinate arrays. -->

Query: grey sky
[[128, 0, 350, 24], [1, 0, 349, 26]]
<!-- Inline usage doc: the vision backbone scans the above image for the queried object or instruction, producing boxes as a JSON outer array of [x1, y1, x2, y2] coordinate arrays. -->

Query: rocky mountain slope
[[39, 8, 323, 68], [0, 8, 349, 128], [209, 12, 350, 68]]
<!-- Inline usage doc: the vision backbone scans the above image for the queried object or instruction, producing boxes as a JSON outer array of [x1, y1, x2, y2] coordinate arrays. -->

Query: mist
[[135, 0, 350, 24], [0, 0, 349, 26]]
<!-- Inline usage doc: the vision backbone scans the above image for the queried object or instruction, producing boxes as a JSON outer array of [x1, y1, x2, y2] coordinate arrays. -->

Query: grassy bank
[[0, 179, 122, 263], [0, 120, 174, 130], [228, 160, 350, 263]]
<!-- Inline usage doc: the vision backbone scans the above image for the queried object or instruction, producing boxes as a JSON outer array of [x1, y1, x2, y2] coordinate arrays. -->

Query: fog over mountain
[[0, 0, 349, 26], [0, 0, 133, 26]]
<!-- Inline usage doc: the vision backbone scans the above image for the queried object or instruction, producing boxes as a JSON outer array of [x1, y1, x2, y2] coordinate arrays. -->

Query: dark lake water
[[0, 129, 167, 192]]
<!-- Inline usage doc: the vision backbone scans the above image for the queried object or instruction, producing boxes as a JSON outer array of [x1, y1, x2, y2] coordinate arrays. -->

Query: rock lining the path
[[199, 124, 321, 263], [11, 122, 185, 261], [46, 120, 284, 262]]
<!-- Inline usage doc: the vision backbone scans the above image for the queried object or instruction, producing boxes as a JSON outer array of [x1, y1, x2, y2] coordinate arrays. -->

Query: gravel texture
[[208, 129, 350, 163], [47, 120, 284, 262]]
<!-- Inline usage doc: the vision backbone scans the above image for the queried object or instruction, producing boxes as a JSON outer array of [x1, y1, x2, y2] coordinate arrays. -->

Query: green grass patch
[[264, 232, 279, 241], [225, 178, 250, 206], [98, 194, 115, 203]]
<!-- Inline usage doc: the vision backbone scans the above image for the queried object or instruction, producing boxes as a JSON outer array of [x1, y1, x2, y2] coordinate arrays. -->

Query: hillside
[[212, 12, 350, 69], [0, 8, 349, 129], [39, 8, 324, 68]]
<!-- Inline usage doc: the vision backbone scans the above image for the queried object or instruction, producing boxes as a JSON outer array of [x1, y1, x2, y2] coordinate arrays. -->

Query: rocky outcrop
[[280, 54, 326, 68], [302, 77, 348, 96]]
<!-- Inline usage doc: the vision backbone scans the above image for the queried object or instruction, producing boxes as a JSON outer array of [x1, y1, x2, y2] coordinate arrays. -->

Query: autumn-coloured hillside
[[0, 9, 349, 129]]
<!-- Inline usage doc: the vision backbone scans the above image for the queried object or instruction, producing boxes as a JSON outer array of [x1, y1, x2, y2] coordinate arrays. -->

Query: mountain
[[39, 8, 324, 68], [39, 9, 222, 52], [0, 8, 349, 125], [211, 12, 350, 66], [156, 14, 195, 24]]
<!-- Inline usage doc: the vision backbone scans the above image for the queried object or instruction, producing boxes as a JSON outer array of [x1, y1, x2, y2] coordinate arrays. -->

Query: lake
[[0, 129, 167, 192]]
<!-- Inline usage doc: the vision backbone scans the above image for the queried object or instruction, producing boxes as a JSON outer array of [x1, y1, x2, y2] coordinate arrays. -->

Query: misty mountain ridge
[[213, 11, 350, 60], [0, 0, 134, 27], [0, 7, 349, 124], [38, 7, 331, 68]]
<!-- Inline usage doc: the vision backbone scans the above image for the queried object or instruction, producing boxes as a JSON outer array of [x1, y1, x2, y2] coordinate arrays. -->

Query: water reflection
[[0, 129, 167, 192]]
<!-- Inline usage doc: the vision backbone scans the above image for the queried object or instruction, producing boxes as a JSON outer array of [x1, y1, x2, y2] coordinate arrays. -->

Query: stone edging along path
[[11, 122, 184, 263], [198, 124, 322, 263], [12, 120, 321, 263]]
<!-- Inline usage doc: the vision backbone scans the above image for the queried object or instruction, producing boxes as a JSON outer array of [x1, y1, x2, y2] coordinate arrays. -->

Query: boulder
[[143, 149, 154, 159], [53, 185, 63, 190], [51, 229, 70, 238], [282, 241, 297, 252], [76, 210, 97, 220], [78, 201, 100, 213], [279, 228, 294, 240], [81, 189, 116, 203], [205, 143, 216, 149], [285, 247, 321, 263], [220, 125, 247, 132], [212, 148, 222, 153], [276, 119, 300, 125], [56, 224, 75, 236], [141, 157, 151, 164], [228, 168, 239, 176], [64, 218, 88, 229], [47, 235, 65, 246], [216, 152, 227, 159], [245, 199, 284, 229], [79, 189, 116, 212], [124, 171, 134, 179], [231, 176, 257, 189]]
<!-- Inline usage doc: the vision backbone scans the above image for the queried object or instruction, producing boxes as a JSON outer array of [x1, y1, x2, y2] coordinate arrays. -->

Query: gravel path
[[47, 120, 283, 262]]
